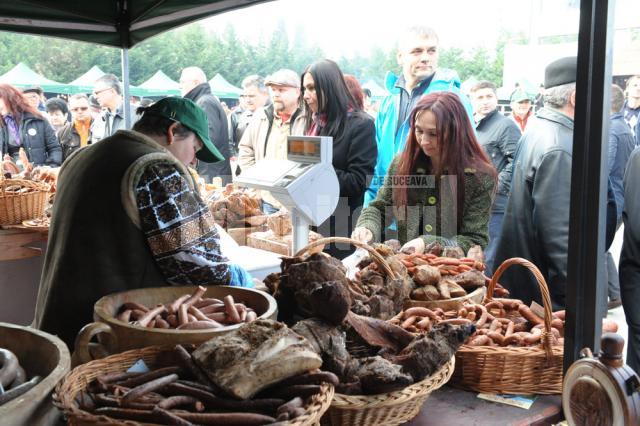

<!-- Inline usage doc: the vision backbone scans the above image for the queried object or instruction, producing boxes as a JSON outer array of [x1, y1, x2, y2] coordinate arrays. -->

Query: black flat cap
[[545, 56, 577, 89]]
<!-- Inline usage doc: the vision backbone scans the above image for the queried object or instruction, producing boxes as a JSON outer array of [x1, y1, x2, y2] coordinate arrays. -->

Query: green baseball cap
[[143, 97, 224, 163], [510, 89, 532, 103]]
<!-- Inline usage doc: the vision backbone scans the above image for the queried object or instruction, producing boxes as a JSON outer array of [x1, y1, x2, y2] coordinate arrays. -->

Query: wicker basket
[[450, 257, 564, 395], [0, 178, 49, 225], [54, 345, 335, 426], [320, 356, 455, 426], [294, 236, 399, 280]]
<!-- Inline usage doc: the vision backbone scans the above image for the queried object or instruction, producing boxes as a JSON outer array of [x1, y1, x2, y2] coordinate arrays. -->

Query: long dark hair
[[394, 92, 496, 218], [301, 59, 359, 139], [0, 84, 43, 124]]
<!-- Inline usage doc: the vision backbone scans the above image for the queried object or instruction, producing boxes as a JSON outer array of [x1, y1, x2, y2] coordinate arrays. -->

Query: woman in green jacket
[[353, 92, 496, 254]]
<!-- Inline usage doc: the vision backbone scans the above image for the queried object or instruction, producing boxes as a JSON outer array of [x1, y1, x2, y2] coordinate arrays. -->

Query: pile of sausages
[[0, 348, 42, 406], [397, 253, 484, 276], [116, 287, 258, 331], [389, 301, 567, 347], [75, 344, 338, 425]]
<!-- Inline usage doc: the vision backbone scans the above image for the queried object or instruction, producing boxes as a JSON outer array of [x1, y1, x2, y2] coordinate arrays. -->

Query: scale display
[[287, 137, 323, 163]]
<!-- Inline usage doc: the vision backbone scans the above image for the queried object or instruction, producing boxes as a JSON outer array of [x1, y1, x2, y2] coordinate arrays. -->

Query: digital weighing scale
[[235, 136, 340, 253]]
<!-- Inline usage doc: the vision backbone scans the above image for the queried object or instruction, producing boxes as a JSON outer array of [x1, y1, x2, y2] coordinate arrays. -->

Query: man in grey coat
[[620, 146, 640, 373], [470, 80, 521, 274], [180, 67, 232, 184], [493, 57, 579, 309]]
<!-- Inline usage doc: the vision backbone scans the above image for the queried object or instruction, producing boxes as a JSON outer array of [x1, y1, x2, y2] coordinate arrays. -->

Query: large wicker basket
[[54, 345, 335, 426], [320, 356, 455, 426], [450, 257, 564, 394], [296, 238, 453, 426], [0, 178, 49, 225]]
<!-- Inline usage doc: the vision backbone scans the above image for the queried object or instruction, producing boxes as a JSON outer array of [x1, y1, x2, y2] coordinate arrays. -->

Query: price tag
[[530, 301, 546, 318]]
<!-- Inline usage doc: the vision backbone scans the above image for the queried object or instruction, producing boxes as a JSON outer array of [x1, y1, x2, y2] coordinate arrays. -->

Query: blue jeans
[[485, 193, 508, 276]]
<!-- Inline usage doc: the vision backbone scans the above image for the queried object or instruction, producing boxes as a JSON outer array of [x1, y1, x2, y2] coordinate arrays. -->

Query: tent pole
[[121, 47, 131, 128]]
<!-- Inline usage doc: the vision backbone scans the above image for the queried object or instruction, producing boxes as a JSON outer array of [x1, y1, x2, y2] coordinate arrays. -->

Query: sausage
[[187, 314, 198, 323], [152, 407, 194, 426], [173, 345, 214, 388], [489, 319, 501, 332], [401, 316, 417, 329], [504, 321, 515, 337], [182, 286, 207, 309], [199, 303, 227, 314], [466, 311, 477, 321], [116, 309, 132, 322], [194, 298, 223, 308], [518, 304, 544, 326], [166, 314, 178, 327], [0, 376, 42, 406], [223, 295, 241, 323], [484, 301, 504, 311], [9, 365, 26, 388], [136, 305, 167, 328], [275, 371, 340, 387], [156, 395, 204, 411], [93, 393, 156, 410], [269, 384, 321, 400], [130, 309, 146, 321], [176, 412, 277, 425], [178, 304, 189, 326], [94, 407, 158, 423], [121, 373, 179, 405], [404, 307, 438, 320], [553, 310, 565, 320], [167, 294, 191, 315], [494, 298, 524, 310], [439, 318, 473, 326], [177, 321, 222, 330], [246, 311, 258, 322], [487, 331, 506, 346], [277, 397, 304, 417], [416, 317, 432, 331], [188, 305, 215, 322], [474, 305, 489, 328], [122, 302, 149, 312], [206, 312, 228, 323], [524, 328, 542, 345], [154, 317, 170, 329], [0, 349, 19, 388], [118, 366, 182, 388], [503, 334, 524, 346], [467, 335, 491, 346]]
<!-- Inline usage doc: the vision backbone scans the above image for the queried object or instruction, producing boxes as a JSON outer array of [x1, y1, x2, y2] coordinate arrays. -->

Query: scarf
[[74, 118, 92, 147], [3, 114, 21, 146], [306, 112, 328, 136]]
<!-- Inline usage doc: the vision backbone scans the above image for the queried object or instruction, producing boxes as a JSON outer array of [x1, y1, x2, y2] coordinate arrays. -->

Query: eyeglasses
[[71, 107, 89, 112], [93, 87, 112, 96]]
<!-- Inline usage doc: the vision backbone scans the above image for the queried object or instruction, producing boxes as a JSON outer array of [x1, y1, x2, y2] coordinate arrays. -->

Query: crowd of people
[[2, 26, 639, 365]]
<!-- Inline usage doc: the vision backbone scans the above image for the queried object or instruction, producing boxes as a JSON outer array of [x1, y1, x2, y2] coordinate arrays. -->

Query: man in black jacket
[[620, 146, 640, 373], [470, 81, 521, 273], [179, 67, 232, 184]]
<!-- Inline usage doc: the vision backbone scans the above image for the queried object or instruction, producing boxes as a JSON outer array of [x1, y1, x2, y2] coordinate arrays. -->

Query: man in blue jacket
[[364, 26, 473, 207]]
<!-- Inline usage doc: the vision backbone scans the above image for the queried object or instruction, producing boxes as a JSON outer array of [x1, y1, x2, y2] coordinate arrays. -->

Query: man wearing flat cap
[[238, 68, 305, 213], [493, 57, 617, 310], [35, 97, 253, 349]]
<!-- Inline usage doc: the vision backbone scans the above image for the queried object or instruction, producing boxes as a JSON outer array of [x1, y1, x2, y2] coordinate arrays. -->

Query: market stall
[[1, 0, 638, 424]]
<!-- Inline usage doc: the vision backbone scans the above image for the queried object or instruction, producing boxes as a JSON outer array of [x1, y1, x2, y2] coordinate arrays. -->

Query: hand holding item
[[401, 237, 425, 255], [351, 227, 373, 244]]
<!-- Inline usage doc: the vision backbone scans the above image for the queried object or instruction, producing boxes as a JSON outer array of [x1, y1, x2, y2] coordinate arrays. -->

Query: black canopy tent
[[0, 0, 272, 126], [0, 0, 615, 367]]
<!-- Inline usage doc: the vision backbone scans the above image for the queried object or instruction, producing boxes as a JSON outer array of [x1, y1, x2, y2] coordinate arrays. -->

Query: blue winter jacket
[[364, 69, 474, 206]]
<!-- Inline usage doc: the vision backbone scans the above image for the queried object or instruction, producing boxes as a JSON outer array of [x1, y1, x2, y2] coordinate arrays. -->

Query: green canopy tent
[[0, 62, 74, 94], [68, 65, 107, 93], [0, 0, 272, 124], [209, 73, 242, 99], [136, 70, 180, 97]]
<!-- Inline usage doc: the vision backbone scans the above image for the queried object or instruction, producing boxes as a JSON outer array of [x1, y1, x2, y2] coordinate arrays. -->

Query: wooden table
[[0, 227, 48, 325], [406, 386, 563, 425], [0, 226, 48, 261]]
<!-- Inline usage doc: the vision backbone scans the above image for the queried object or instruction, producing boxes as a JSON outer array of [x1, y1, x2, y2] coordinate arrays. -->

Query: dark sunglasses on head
[[72, 107, 89, 112]]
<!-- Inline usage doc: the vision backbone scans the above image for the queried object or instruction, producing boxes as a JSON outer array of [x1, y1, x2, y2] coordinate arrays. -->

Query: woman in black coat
[[0, 84, 62, 167], [301, 59, 377, 258]]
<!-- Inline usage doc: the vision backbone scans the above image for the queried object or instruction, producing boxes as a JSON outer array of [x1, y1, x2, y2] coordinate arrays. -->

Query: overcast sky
[[198, 0, 638, 58]]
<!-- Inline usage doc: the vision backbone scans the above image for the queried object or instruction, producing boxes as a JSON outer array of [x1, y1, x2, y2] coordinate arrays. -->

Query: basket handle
[[72, 322, 117, 366], [484, 257, 555, 359], [294, 236, 400, 280]]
